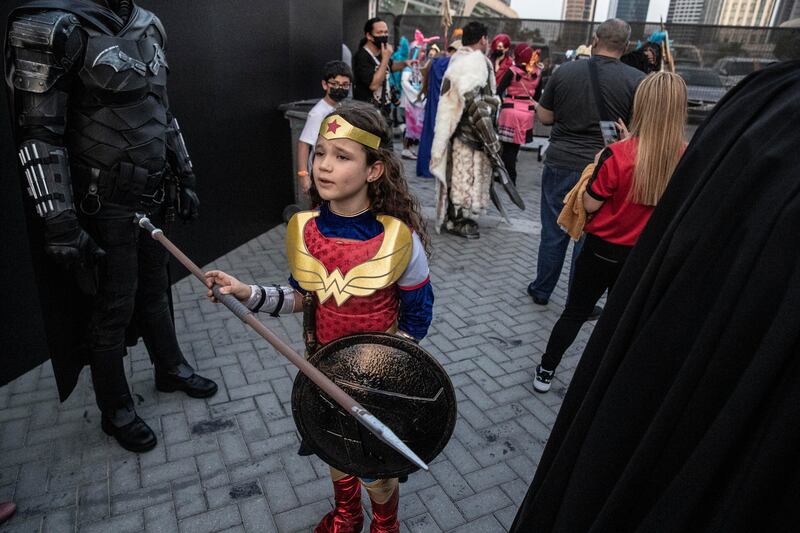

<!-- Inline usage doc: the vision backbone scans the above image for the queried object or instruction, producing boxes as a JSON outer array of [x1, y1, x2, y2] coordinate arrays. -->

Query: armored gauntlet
[[18, 139, 104, 266]]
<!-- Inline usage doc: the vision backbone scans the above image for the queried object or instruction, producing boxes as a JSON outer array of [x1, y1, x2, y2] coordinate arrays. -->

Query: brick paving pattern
[[0, 147, 597, 532]]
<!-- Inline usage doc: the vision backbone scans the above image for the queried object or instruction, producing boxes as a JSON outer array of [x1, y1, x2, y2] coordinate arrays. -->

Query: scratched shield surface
[[291, 333, 457, 479]]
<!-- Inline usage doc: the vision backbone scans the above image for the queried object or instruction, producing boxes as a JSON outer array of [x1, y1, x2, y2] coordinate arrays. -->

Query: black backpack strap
[[587, 58, 610, 122]]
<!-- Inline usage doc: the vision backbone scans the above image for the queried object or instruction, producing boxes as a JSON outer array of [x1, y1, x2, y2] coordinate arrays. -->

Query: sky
[[510, 0, 671, 22]]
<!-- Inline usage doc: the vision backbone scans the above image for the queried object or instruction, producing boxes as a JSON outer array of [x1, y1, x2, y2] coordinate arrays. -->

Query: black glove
[[43, 210, 105, 268], [178, 183, 200, 220]]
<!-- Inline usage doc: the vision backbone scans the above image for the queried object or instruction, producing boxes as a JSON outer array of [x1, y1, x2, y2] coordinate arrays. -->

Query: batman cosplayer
[[4, 0, 217, 452], [511, 61, 800, 532]]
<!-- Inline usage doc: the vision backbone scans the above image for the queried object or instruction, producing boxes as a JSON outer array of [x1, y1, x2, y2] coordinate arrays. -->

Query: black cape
[[2, 1, 132, 398], [511, 60, 800, 532]]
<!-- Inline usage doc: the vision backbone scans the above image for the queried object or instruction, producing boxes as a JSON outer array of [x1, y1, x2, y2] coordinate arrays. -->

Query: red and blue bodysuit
[[287, 203, 433, 343], [284, 202, 433, 533]]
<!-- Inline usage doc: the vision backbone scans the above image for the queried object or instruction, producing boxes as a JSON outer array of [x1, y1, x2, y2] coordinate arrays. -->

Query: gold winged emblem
[[287, 211, 413, 306]]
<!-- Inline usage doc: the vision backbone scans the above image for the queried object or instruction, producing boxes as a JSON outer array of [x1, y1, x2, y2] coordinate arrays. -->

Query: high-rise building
[[562, 0, 596, 20], [773, 0, 800, 24], [711, 0, 778, 26], [378, 0, 518, 17], [667, 0, 706, 23], [610, 0, 650, 21]]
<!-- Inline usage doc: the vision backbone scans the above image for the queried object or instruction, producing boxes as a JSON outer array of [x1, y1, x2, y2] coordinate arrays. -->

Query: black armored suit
[[6, 0, 216, 453]]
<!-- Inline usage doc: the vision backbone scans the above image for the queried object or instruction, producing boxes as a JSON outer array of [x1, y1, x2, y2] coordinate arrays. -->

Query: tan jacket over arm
[[557, 162, 595, 241]]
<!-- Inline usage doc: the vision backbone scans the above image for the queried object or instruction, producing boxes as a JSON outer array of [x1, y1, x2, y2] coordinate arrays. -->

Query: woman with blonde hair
[[533, 72, 687, 393]]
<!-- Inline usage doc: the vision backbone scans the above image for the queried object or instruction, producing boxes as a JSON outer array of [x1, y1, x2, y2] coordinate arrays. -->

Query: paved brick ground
[[0, 146, 597, 533]]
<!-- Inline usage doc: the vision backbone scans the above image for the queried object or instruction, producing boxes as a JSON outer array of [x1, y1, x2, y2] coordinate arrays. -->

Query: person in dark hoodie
[[511, 60, 800, 533], [621, 41, 662, 74]]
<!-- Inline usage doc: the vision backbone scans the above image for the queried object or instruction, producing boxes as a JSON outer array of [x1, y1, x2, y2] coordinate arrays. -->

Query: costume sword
[[134, 213, 428, 471]]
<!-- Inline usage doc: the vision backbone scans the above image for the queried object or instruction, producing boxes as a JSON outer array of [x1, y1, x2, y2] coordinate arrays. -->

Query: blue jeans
[[530, 163, 585, 301]]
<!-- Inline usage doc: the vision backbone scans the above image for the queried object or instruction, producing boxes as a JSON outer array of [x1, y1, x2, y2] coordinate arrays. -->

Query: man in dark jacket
[[528, 19, 644, 308]]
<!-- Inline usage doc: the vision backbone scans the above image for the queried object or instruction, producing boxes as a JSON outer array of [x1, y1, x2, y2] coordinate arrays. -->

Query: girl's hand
[[300, 174, 311, 194], [205, 270, 251, 302], [615, 118, 630, 139]]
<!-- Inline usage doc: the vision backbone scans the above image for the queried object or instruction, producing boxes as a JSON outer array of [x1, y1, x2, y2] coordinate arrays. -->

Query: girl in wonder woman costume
[[205, 101, 434, 533]]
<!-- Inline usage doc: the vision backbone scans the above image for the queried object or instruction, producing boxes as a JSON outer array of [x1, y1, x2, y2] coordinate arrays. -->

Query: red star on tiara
[[326, 119, 341, 134]]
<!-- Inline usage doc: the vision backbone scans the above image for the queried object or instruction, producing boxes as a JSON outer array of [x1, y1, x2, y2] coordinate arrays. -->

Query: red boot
[[0, 501, 16, 524], [369, 487, 399, 533], [315, 475, 364, 533]]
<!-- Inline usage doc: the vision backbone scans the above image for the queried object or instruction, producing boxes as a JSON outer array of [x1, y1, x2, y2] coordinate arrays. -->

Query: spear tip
[[351, 406, 429, 471]]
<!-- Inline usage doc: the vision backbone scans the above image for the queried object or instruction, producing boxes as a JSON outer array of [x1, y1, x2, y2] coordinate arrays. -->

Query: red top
[[494, 56, 514, 87], [504, 65, 539, 99], [304, 218, 399, 345], [584, 138, 655, 247]]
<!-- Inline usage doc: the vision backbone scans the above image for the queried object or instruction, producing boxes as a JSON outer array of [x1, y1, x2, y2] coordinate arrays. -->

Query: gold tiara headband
[[319, 114, 382, 150]]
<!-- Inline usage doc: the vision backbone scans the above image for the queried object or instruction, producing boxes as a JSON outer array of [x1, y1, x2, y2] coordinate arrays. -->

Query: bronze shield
[[291, 333, 457, 479]]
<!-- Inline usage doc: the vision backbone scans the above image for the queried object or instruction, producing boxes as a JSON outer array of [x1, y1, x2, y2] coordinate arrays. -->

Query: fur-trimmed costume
[[430, 47, 496, 230]]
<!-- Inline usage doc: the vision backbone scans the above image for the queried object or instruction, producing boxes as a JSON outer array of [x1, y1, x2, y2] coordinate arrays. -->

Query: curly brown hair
[[308, 101, 431, 256]]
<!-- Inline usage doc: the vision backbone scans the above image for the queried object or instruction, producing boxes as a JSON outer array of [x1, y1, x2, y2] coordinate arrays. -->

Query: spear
[[134, 213, 428, 471]]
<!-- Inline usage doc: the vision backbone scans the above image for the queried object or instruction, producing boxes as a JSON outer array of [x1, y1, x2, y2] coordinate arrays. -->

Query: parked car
[[714, 57, 776, 88], [677, 67, 727, 123], [671, 44, 703, 67]]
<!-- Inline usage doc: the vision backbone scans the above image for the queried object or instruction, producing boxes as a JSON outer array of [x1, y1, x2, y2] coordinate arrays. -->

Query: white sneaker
[[401, 148, 417, 160], [533, 364, 554, 393]]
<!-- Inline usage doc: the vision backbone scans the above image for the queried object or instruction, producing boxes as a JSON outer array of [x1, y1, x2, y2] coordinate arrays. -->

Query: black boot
[[90, 348, 157, 453], [443, 204, 480, 239], [100, 395, 158, 453], [139, 309, 218, 398], [155, 362, 218, 398]]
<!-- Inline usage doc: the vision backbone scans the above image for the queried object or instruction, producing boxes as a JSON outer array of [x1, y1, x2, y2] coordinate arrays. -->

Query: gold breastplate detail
[[286, 211, 413, 306]]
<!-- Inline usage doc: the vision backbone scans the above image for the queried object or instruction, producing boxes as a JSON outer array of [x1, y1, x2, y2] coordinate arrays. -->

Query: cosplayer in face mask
[[490, 33, 513, 86], [368, 19, 390, 48], [352, 17, 406, 118]]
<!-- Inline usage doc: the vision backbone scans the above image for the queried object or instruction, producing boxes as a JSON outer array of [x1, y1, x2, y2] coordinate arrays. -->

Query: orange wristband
[[297, 170, 309, 177]]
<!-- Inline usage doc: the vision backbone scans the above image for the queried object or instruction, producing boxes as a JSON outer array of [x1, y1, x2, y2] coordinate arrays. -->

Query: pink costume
[[498, 46, 540, 145]]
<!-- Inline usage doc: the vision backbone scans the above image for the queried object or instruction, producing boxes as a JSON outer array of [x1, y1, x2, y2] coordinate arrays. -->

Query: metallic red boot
[[314, 475, 364, 533], [0, 501, 16, 524], [369, 487, 399, 533]]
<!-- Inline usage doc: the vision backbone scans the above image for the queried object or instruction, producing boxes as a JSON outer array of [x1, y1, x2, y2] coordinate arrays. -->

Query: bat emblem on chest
[[92, 45, 147, 76]]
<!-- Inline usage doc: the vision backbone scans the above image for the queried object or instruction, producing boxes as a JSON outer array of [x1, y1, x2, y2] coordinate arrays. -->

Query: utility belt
[[454, 127, 483, 152], [73, 162, 169, 215], [501, 95, 535, 111]]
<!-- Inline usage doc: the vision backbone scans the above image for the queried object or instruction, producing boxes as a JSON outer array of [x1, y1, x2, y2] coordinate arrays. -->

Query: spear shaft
[[134, 214, 428, 471]]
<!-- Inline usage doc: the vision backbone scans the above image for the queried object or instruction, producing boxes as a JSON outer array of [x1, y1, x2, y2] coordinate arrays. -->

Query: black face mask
[[328, 87, 349, 102], [491, 50, 505, 59], [372, 34, 389, 47], [105, 0, 131, 20]]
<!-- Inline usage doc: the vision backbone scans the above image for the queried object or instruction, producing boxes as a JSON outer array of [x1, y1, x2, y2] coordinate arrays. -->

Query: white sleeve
[[397, 232, 430, 290], [401, 69, 420, 102], [299, 104, 325, 146]]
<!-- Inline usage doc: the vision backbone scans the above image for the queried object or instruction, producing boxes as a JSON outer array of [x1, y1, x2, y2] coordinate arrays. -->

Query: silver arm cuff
[[18, 140, 74, 219], [245, 284, 295, 316], [396, 330, 419, 343]]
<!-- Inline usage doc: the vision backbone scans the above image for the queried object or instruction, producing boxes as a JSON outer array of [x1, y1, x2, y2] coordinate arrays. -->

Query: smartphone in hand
[[599, 120, 619, 146]]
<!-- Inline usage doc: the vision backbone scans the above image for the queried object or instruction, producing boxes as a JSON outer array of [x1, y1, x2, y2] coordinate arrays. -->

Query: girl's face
[[312, 136, 383, 212]]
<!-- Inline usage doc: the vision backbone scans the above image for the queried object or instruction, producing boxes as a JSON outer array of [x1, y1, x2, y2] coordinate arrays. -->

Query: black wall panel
[[138, 0, 343, 276], [343, 0, 371, 53]]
